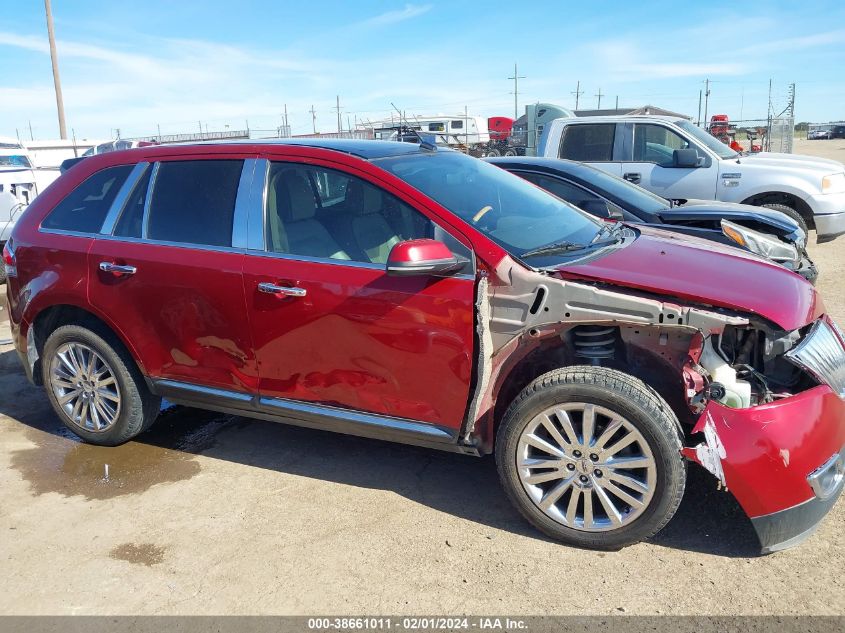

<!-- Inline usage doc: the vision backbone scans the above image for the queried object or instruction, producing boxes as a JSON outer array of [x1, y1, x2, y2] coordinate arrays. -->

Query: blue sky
[[2, 0, 844, 141]]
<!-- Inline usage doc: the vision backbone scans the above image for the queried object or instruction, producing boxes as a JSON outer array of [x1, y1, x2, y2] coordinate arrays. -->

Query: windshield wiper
[[520, 240, 588, 258], [590, 221, 624, 246]]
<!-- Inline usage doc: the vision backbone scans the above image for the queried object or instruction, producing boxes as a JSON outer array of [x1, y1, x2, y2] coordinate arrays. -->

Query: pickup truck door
[[621, 122, 716, 201], [556, 122, 623, 178]]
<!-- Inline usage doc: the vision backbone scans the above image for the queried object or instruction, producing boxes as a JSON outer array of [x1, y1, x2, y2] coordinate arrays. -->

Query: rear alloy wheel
[[42, 324, 160, 446], [49, 342, 122, 433], [496, 366, 686, 549]]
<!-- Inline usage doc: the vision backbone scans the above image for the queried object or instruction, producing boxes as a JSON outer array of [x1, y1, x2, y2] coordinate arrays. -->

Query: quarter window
[[559, 124, 616, 162], [42, 165, 133, 233], [428, 122, 445, 132], [145, 160, 242, 246], [633, 124, 691, 165], [265, 162, 471, 266], [451, 120, 464, 129]]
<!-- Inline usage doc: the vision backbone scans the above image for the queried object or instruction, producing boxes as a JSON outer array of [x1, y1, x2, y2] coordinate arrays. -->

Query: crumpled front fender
[[683, 385, 845, 553]]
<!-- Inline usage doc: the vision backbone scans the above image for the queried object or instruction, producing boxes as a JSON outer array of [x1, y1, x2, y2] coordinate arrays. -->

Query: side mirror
[[580, 199, 623, 221], [673, 148, 701, 168], [386, 239, 464, 277]]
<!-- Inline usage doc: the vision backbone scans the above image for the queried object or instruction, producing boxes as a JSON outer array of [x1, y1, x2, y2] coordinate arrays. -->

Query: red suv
[[4, 139, 844, 552]]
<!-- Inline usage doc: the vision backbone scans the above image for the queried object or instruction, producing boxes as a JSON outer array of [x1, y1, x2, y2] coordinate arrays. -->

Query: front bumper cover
[[683, 385, 845, 553], [814, 211, 845, 243]]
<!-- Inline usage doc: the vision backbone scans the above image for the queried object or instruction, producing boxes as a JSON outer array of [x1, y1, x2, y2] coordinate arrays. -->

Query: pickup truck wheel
[[495, 366, 685, 550], [761, 203, 809, 236], [42, 324, 160, 446]]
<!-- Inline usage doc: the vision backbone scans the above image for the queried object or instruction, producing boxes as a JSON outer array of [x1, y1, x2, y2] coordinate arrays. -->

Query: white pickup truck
[[541, 115, 845, 242]]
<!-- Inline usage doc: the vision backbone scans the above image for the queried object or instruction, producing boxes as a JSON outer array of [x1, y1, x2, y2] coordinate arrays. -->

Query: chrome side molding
[[150, 378, 477, 455]]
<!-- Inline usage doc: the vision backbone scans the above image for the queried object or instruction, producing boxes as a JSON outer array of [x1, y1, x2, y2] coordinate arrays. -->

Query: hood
[[735, 152, 845, 174], [661, 199, 799, 235], [552, 226, 821, 331]]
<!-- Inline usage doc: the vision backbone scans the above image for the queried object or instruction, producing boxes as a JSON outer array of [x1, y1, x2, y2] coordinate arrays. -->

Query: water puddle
[[9, 406, 237, 500]]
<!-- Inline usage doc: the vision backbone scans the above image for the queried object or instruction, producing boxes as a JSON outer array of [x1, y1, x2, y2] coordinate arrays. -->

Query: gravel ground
[[0, 145, 843, 616]]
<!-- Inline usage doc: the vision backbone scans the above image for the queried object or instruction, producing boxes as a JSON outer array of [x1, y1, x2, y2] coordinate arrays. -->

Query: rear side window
[[559, 124, 615, 162], [145, 160, 243, 246], [42, 165, 132, 233]]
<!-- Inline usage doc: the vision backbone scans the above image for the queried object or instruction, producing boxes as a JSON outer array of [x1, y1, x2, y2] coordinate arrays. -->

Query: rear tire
[[495, 366, 686, 550], [760, 203, 809, 236], [42, 324, 160, 446]]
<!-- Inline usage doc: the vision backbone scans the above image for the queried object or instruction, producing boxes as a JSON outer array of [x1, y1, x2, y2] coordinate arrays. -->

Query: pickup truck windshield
[[675, 120, 738, 160], [372, 151, 603, 256]]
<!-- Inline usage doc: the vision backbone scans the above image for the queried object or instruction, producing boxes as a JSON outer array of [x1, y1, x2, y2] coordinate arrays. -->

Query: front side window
[[265, 162, 470, 266], [145, 160, 243, 246], [674, 119, 737, 159], [451, 120, 464, 129], [559, 124, 616, 162], [633, 124, 691, 165], [428, 122, 445, 132], [42, 165, 132, 233]]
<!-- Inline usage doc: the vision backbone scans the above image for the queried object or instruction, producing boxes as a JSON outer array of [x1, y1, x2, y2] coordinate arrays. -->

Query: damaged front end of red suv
[[464, 228, 845, 553]]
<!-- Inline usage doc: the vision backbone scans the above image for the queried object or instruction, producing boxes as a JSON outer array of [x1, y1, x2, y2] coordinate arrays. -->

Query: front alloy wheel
[[496, 366, 686, 549], [516, 403, 656, 531]]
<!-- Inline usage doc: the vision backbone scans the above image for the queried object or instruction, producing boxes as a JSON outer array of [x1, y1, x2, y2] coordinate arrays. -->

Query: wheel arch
[[479, 322, 694, 451], [741, 191, 815, 229], [28, 303, 148, 386]]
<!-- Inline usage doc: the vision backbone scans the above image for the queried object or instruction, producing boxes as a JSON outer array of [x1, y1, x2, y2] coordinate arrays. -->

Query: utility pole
[[309, 105, 317, 134], [157, 123, 162, 141], [283, 103, 289, 136], [28, 120, 34, 141], [507, 63, 525, 119], [44, 0, 67, 139], [333, 96, 343, 133], [697, 89, 702, 126], [595, 88, 604, 110], [571, 80, 584, 110], [615, 95, 619, 110], [702, 78, 711, 127]]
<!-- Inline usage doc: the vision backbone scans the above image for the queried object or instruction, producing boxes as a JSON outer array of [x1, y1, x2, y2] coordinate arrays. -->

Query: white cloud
[[356, 4, 432, 28]]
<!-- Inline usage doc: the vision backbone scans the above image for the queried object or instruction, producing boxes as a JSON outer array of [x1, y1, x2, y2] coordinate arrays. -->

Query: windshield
[[675, 119, 738, 160], [0, 154, 32, 168], [580, 164, 669, 215], [372, 151, 603, 257]]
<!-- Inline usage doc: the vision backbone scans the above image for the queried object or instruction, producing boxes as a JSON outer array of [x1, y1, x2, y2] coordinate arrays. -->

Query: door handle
[[99, 262, 137, 275], [623, 172, 641, 184], [257, 282, 307, 297]]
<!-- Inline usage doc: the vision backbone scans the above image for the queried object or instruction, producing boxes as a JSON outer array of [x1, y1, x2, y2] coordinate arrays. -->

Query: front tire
[[42, 324, 160, 446], [495, 366, 686, 550], [760, 203, 810, 236]]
